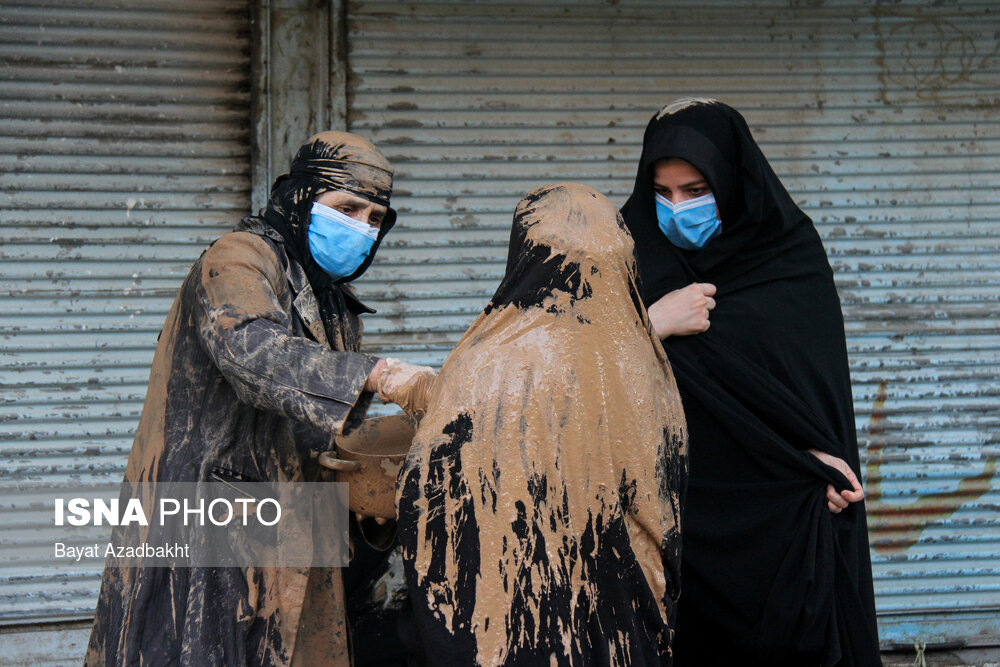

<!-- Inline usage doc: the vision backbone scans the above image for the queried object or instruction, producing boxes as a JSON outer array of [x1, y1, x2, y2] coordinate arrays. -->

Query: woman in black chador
[[621, 98, 882, 666]]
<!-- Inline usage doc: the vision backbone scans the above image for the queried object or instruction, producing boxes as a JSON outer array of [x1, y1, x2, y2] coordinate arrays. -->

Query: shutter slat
[[0, 0, 250, 625]]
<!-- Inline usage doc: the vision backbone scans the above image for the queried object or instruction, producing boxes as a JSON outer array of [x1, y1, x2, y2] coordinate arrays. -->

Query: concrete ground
[[2, 620, 1000, 665], [882, 646, 1000, 667]]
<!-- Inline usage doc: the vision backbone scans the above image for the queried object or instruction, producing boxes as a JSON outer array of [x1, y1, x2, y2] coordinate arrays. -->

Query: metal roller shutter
[[346, 0, 1000, 647], [0, 0, 251, 623]]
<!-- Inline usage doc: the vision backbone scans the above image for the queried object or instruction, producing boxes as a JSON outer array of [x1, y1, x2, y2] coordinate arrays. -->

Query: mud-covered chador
[[86, 132, 429, 666], [398, 183, 688, 665]]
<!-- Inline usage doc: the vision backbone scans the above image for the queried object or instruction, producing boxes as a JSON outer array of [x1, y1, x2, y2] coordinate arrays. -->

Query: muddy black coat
[[85, 217, 377, 666]]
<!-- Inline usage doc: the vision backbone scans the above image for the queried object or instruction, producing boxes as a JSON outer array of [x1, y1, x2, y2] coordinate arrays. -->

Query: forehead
[[652, 158, 707, 185], [315, 189, 386, 211]]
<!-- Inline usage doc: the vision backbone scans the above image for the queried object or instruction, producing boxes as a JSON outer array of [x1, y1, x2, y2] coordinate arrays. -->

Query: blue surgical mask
[[307, 201, 380, 280], [655, 192, 722, 250]]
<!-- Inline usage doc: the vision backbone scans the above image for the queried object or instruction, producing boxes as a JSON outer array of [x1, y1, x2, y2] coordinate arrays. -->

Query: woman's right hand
[[648, 283, 717, 339], [374, 358, 438, 416]]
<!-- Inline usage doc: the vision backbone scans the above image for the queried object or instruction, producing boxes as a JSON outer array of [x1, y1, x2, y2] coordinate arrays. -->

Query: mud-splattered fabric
[[287, 130, 393, 208], [397, 183, 688, 666], [84, 218, 377, 667], [622, 99, 880, 666]]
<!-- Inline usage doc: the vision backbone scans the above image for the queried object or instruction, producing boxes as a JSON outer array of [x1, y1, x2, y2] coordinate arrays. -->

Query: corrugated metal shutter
[[346, 0, 1000, 647], [0, 0, 251, 623]]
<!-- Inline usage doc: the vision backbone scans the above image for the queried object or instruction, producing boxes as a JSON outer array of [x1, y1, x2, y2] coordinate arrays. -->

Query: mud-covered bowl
[[319, 414, 418, 519]]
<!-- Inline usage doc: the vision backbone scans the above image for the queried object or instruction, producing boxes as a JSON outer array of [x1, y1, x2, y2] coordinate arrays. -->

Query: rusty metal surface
[[344, 0, 1000, 648], [1, 0, 998, 647], [0, 0, 251, 623]]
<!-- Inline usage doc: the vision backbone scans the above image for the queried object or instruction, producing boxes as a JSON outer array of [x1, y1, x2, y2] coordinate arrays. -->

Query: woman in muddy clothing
[[621, 99, 881, 666], [397, 183, 688, 665], [86, 131, 435, 666]]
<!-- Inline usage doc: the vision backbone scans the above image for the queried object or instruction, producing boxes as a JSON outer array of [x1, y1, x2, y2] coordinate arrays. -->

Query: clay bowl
[[318, 414, 418, 520]]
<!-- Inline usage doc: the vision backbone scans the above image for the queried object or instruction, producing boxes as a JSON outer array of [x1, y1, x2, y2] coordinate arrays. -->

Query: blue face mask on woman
[[307, 201, 380, 280], [655, 192, 722, 250]]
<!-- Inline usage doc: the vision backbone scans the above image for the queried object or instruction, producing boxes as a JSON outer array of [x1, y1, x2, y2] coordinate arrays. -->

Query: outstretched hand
[[372, 358, 438, 416], [647, 282, 717, 339], [807, 448, 865, 513]]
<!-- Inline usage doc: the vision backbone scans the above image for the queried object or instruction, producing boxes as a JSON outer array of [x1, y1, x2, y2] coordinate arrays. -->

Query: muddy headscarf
[[397, 183, 688, 665], [247, 131, 395, 351], [622, 100, 880, 664]]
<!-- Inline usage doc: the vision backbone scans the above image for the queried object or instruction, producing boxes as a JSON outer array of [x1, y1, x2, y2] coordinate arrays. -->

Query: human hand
[[376, 358, 438, 416], [807, 448, 865, 513], [647, 283, 717, 339]]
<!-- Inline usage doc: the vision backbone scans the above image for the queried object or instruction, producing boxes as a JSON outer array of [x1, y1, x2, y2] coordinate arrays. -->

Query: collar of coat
[[235, 216, 376, 348]]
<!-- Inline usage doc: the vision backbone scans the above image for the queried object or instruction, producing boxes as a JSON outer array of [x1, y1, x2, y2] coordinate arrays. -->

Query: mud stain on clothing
[[398, 183, 687, 665]]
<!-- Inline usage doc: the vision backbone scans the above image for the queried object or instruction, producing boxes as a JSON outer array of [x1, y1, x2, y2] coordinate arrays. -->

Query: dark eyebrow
[[338, 193, 370, 207]]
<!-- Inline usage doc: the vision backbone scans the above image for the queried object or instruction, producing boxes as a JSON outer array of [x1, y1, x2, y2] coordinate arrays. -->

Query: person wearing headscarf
[[621, 99, 881, 665], [397, 183, 688, 665], [85, 131, 436, 666]]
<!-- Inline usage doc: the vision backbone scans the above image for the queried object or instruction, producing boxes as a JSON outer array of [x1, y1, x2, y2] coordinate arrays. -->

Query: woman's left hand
[[807, 448, 865, 513]]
